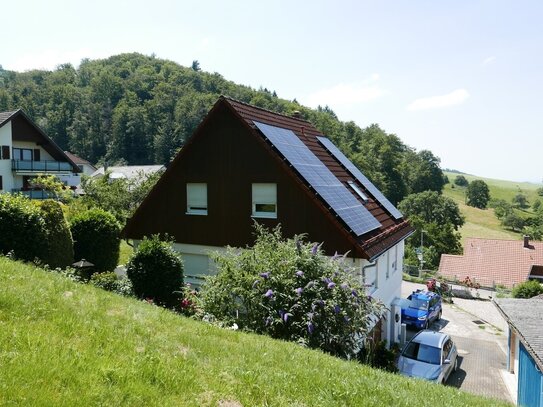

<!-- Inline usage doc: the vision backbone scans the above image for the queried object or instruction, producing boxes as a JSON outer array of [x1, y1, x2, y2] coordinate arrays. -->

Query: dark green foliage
[[70, 209, 121, 272], [201, 225, 385, 359], [511, 280, 543, 298], [502, 213, 525, 232], [0, 53, 444, 205], [532, 199, 541, 212], [37, 200, 74, 268], [126, 235, 183, 307], [0, 194, 46, 261], [466, 180, 491, 209], [454, 175, 469, 187], [537, 187, 543, 197], [512, 194, 529, 209], [399, 192, 464, 270], [359, 341, 399, 373], [398, 191, 464, 230]]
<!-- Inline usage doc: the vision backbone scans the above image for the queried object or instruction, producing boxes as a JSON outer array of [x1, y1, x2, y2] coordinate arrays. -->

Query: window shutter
[[1, 146, 9, 160], [187, 183, 208, 214], [33, 149, 41, 161], [252, 183, 277, 204]]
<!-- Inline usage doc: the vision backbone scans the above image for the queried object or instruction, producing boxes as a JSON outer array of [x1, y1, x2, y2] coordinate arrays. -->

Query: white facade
[[0, 122, 13, 192], [131, 238, 406, 345]]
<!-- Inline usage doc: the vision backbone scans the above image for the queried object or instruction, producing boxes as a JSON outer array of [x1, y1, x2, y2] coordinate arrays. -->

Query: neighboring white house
[[57, 151, 97, 189], [91, 165, 164, 182], [0, 110, 80, 198], [123, 97, 414, 346]]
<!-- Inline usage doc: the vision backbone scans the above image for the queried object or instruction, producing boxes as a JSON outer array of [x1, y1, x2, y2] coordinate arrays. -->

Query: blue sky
[[3, 1, 543, 183]]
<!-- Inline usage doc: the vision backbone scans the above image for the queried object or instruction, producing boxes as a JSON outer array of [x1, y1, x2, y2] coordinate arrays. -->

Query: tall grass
[[0, 257, 509, 406]]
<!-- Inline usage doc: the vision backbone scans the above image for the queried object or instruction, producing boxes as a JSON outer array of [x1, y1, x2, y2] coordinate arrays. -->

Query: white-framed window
[[347, 181, 368, 202], [186, 183, 208, 215], [252, 183, 277, 218]]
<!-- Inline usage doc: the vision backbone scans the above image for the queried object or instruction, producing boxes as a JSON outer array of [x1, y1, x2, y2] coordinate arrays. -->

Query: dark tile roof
[[0, 110, 19, 127], [64, 151, 96, 169], [223, 97, 413, 258], [495, 298, 543, 370], [439, 238, 543, 288]]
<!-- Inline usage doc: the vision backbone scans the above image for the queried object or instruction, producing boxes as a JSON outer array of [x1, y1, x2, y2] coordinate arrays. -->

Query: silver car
[[397, 330, 458, 384]]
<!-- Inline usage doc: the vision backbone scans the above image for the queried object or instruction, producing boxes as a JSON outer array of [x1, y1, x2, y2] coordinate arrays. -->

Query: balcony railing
[[12, 159, 73, 173], [11, 189, 54, 200]]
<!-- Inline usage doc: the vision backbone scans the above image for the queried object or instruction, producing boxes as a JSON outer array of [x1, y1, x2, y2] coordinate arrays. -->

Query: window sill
[[186, 211, 208, 216], [251, 213, 277, 219]]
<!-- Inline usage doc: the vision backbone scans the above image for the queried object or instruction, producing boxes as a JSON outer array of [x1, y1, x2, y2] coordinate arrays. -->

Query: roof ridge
[[220, 95, 314, 125]]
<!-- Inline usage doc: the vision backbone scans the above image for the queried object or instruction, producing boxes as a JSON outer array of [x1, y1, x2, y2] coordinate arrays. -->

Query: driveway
[[401, 281, 512, 403]]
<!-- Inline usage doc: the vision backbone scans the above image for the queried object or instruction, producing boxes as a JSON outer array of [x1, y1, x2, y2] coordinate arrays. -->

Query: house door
[[518, 342, 543, 407]]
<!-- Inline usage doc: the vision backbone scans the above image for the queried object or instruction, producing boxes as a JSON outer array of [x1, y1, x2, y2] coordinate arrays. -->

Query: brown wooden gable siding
[[124, 97, 413, 259], [123, 103, 361, 257]]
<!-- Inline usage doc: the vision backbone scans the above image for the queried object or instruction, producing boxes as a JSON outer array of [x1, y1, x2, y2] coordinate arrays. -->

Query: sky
[[3, 0, 543, 183]]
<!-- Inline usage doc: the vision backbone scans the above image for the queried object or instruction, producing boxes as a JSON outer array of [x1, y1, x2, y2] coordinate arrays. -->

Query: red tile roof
[[438, 237, 543, 288], [224, 97, 413, 259]]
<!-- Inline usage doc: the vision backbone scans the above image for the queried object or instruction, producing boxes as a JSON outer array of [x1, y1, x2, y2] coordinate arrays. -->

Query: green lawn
[[0, 257, 509, 406], [118, 239, 134, 265], [443, 172, 540, 243]]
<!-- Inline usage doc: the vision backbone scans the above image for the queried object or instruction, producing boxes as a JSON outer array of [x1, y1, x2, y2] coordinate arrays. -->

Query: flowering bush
[[200, 224, 385, 359]]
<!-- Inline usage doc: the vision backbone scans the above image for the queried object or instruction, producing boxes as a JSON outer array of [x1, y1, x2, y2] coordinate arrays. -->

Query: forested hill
[[0, 53, 444, 204]]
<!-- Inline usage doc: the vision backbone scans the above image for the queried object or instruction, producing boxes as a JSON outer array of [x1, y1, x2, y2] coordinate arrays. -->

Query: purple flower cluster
[[295, 270, 304, 277], [260, 272, 270, 279], [295, 287, 303, 296], [264, 289, 274, 298]]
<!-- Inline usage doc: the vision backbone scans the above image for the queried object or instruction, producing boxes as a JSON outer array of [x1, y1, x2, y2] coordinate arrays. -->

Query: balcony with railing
[[12, 159, 73, 173], [11, 189, 54, 200]]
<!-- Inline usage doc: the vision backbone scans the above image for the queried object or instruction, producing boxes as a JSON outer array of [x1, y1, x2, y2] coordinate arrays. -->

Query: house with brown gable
[[0, 109, 80, 198], [123, 96, 413, 345], [439, 236, 543, 289]]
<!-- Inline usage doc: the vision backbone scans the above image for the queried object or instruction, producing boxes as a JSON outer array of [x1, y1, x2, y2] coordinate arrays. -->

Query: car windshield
[[402, 341, 441, 365], [409, 298, 429, 310]]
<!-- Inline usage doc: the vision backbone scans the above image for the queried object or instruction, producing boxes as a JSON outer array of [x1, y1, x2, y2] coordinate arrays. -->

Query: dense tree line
[[0, 53, 444, 204]]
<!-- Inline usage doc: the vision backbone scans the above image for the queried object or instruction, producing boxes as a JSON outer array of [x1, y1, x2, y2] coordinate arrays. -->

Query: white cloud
[[483, 56, 496, 66], [407, 89, 470, 111], [6, 48, 107, 72], [302, 75, 386, 107]]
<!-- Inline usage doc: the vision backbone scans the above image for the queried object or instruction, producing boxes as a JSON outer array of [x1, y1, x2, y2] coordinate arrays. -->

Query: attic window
[[186, 183, 208, 215], [348, 181, 368, 202], [252, 183, 277, 219]]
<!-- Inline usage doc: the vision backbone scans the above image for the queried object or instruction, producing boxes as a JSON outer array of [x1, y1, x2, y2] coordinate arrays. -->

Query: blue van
[[401, 290, 442, 330]]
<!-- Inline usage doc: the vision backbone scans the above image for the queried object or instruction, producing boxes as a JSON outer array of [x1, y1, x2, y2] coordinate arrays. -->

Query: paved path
[[401, 281, 512, 403]]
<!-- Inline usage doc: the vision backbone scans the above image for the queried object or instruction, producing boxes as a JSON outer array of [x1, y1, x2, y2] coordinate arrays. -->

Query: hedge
[[37, 200, 74, 268]]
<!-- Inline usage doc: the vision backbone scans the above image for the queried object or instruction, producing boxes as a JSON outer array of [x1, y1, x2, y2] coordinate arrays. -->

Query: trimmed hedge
[[127, 235, 183, 308], [512, 280, 543, 298], [37, 200, 74, 268], [0, 194, 46, 261], [70, 209, 121, 272]]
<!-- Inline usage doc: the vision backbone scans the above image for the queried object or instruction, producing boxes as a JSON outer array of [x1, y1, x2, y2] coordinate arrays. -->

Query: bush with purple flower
[[200, 224, 385, 359]]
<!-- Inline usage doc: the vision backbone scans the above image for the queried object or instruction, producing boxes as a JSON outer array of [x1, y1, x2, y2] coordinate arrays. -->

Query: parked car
[[401, 290, 442, 329], [397, 330, 458, 384]]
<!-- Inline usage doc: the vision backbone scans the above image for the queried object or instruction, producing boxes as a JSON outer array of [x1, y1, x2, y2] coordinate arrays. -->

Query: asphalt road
[[401, 281, 511, 403]]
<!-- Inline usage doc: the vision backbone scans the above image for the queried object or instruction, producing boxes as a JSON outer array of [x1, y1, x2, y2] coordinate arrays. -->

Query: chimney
[[524, 235, 530, 248], [292, 110, 301, 119]]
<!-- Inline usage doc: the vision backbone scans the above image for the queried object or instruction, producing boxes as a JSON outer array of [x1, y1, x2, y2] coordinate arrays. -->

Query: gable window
[[347, 181, 368, 202], [252, 183, 277, 218], [186, 183, 208, 215]]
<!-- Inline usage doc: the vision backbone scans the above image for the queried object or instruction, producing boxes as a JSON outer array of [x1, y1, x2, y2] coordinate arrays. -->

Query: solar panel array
[[317, 136, 403, 219], [254, 121, 381, 236]]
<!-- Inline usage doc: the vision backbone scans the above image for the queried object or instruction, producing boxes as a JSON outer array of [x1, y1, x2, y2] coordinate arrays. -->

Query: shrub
[[70, 209, 121, 272], [200, 224, 385, 359], [454, 175, 469, 187], [0, 194, 46, 261], [126, 235, 184, 307], [37, 200, 74, 268], [90, 272, 134, 297], [512, 280, 543, 298]]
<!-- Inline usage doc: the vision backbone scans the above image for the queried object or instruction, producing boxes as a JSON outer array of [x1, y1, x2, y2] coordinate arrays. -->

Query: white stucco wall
[[0, 122, 14, 192]]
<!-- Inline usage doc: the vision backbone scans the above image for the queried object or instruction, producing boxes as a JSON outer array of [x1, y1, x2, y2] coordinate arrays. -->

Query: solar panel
[[317, 136, 403, 220], [254, 121, 381, 236]]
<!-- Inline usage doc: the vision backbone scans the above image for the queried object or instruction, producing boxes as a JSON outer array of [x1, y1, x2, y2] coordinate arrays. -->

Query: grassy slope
[[0, 258, 508, 407], [443, 172, 541, 243]]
